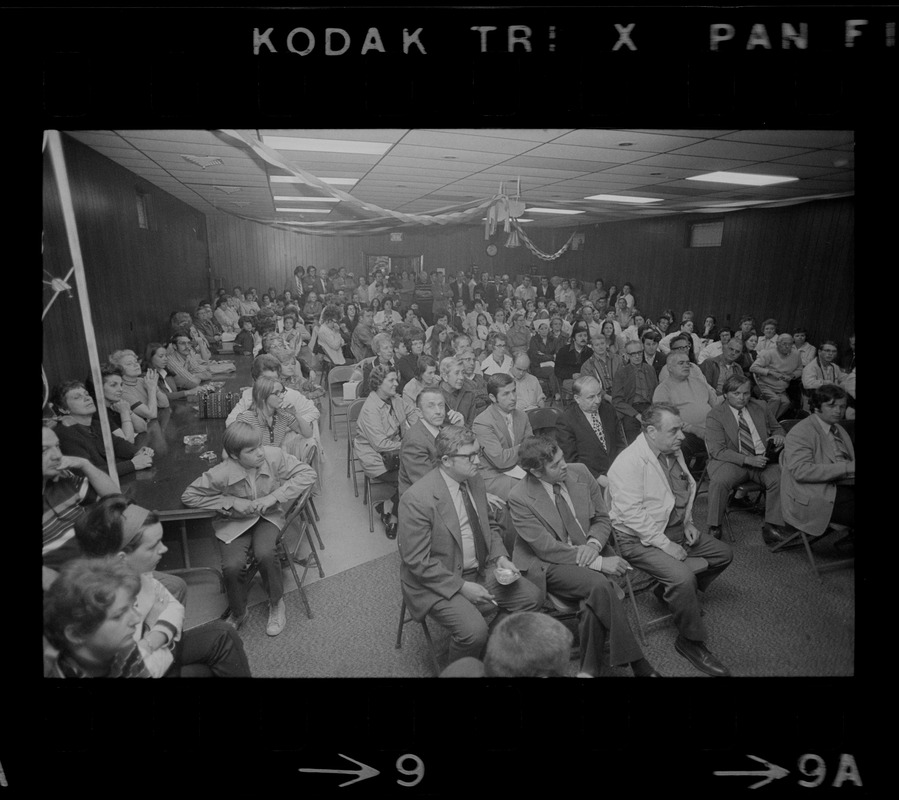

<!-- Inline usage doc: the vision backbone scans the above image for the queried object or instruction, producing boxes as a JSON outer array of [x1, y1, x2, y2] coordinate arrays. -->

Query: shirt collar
[[422, 419, 441, 437]]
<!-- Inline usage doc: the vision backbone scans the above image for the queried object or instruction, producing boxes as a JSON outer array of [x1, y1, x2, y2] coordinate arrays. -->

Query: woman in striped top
[[235, 376, 315, 457]]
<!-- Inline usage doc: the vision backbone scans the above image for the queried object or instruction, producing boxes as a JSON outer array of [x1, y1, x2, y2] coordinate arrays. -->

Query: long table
[[120, 354, 253, 566]]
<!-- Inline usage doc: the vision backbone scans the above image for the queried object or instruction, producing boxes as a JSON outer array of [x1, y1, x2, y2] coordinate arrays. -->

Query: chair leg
[[622, 570, 647, 646], [283, 541, 313, 619], [395, 598, 407, 649], [309, 497, 320, 522], [420, 619, 441, 675], [304, 505, 325, 555]]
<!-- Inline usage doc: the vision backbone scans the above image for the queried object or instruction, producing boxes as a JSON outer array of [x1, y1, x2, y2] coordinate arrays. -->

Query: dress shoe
[[730, 495, 757, 509], [385, 522, 398, 539], [763, 523, 803, 548], [708, 525, 722, 540], [674, 636, 731, 677], [652, 582, 666, 604]]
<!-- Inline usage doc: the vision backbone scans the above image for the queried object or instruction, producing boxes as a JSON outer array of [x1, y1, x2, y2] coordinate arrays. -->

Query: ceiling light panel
[[262, 135, 394, 155], [686, 171, 800, 186], [584, 194, 664, 204]]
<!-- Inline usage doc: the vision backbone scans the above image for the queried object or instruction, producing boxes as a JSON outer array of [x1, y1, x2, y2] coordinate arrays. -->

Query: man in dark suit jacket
[[472, 374, 533, 499], [535, 276, 553, 302], [398, 425, 542, 664], [642, 329, 667, 377], [398, 387, 464, 494], [700, 339, 746, 397], [781, 384, 855, 538], [705, 375, 788, 543], [508, 436, 659, 678], [612, 341, 659, 443], [558, 376, 624, 484], [475, 272, 497, 310], [450, 273, 471, 307]]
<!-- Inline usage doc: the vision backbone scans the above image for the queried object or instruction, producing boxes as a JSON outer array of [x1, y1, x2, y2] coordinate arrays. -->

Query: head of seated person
[[169, 311, 194, 335], [51, 380, 97, 422], [43, 556, 144, 677], [223, 421, 265, 465], [483, 611, 573, 678], [75, 494, 166, 575]]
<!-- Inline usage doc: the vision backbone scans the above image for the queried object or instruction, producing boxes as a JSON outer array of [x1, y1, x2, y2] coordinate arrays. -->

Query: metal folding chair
[[395, 591, 441, 675], [347, 398, 366, 498], [326, 364, 358, 440]]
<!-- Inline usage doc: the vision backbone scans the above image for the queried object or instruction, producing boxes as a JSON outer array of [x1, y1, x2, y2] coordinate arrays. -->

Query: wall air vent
[[181, 154, 224, 169]]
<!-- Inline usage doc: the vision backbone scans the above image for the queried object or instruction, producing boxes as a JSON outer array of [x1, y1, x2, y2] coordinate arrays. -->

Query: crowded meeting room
[[42, 128, 854, 679]]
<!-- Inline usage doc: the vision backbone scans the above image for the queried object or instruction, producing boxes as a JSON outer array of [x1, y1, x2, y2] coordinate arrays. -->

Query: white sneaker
[[266, 598, 287, 636]]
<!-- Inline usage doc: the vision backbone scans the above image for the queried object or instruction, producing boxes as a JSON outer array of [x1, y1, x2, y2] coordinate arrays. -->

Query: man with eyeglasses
[[612, 341, 660, 443], [557, 376, 624, 484], [657, 335, 703, 382], [398, 425, 542, 665]]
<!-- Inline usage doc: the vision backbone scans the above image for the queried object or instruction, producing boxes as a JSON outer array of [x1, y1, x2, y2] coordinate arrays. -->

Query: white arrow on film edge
[[713, 754, 790, 790], [299, 754, 380, 788]]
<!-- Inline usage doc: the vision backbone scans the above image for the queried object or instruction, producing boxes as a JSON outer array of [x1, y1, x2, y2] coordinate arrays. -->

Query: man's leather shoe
[[385, 522, 398, 539], [708, 525, 722, 540], [652, 582, 666, 604], [675, 636, 731, 677], [730, 495, 757, 509], [763, 523, 803, 548]]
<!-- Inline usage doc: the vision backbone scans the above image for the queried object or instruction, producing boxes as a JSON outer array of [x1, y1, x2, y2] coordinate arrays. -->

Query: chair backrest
[[283, 484, 315, 529], [302, 442, 318, 467], [327, 364, 357, 393], [527, 406, 561, 431], [347, 398, 366, 437]]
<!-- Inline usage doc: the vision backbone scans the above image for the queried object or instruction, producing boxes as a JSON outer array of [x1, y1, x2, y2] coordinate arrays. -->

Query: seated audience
[[792, 328, 817, 366], [110, 349, 168, 421], [402, 354, 440, 406], [653, 350, 721, 467], [801, 340, 844, 392], [642, 329, 666, 376], [143, 342, 201, 400], [356, 332, 396, 397], [750, 333, 803, 419], [398, 425, 543, 665], [699, 338, 746, 396], [72, 496, 251, 677], [757, 318, 779, 354], [315, 305, 348, 367], [181, 422, 316, 636], [611, 340, 659, 443], [233, 317, 258, 356], [396, 331, 425, 391], [398, 386, 461, 494], [704, 376, 788, 543], [193, 305, 224, 354], [554, 321, 593, 393], [95, 364, 148, 441], [167, 331, 215, 386], [354, 365, 418, 539], [214, 295, 241, 333], [170, 310, 212, 362], [608, 403, 734, 677], [52, 380, 154, 477], [505, 311, 532, 353], [697, 326, 733, 364], [481, 333, 513, 376], [509, 352, 545, 412], [42, 420, 119, 569], [527, 317, 559, 397], [439, 355, 478, 427], [558, 375, 624, 485], [457, 348, 489, 415], [439, 611, 575, 678], [781, 385, 855, 538], [472, 374, 533, 500], [508, 436, 659, 678]]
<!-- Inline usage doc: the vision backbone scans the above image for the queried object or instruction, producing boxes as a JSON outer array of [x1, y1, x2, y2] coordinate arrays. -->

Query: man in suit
[[612, 340, 659, 443], [302, 265, 328, 298], [700, 339, 746, 396], [472, 374, 533, 499], [608, 403, 734, 677], [558, 376, 624, 486], [535, 275, 553, 303], [781, 385, 855, 539], [477, 271, 497, 310], [554, 320, 593, 391], [705, 375, 789, 543], [399, 387, 463, 494], [398, 425, 543, 664], [450, 272, 471, 307], [508, 436, 660, 678]]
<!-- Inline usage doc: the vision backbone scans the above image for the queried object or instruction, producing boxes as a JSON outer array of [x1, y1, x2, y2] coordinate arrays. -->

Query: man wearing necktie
[[398, 425, 542, 665], [781, 385, 855, 540], [705, 375, 789, 544], [558, 376, 625, 486], [508, 436, 660, 678]]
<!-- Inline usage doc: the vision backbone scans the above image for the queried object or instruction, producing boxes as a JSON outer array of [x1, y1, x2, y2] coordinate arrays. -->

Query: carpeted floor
[[229, 491, 854, 678]]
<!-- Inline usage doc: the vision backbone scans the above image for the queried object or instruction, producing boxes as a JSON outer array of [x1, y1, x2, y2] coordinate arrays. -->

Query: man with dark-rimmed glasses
[[398, 425, 542, 665]]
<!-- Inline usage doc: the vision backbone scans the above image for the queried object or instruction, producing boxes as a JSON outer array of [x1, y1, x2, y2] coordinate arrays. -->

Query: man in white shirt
[[481, 334, 513, 376], [697, 327, 733, 364], [580, 303, 603, 340], [509, 353, 545, 412], [515, 276, 537, 303]]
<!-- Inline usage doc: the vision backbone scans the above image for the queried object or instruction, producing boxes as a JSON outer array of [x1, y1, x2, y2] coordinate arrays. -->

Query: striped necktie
[[590, 411, 608, 450], [738, 409, 756, 455], [830, 425, 850, 461]]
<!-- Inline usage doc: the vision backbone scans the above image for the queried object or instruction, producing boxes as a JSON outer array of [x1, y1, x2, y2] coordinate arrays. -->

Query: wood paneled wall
[[208, 198, 853, 345], [42, 135, 211, 394]]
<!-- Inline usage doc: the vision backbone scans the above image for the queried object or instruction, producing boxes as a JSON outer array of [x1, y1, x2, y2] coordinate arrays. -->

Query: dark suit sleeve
[[400, 433, 437, 489], [603, 403, 625, 464], [473, 414, 520, 472], [611, 368, 637, 417], [556, 413, 578, 464], [763, 404, 785, 438], [398, 489, 465, 602], [699, 359, 717, 389], [705, 407, 744, 467]]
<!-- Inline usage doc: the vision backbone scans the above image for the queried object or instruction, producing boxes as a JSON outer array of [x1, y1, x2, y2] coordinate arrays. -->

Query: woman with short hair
[[354, 364, 418, 539], [143, 343, 200, 400]]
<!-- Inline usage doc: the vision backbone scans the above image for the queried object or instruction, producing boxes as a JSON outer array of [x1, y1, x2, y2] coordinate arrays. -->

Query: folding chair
[[770, 523, 854, 581], [364, 474, 395, 532], [326, 364, 358, 440], [346, 398, 366, 498], [243, 485, 324, 619], [395, 591, 441, 675], [301, 443, 324, 551], [721, 479, 765, 542]]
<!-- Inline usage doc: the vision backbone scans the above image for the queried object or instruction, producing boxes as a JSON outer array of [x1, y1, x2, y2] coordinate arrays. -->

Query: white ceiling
[[65, 128, 854, 229]]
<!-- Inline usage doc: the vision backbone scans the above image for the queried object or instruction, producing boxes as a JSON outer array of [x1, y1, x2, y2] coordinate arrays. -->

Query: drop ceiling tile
[[772, 150, 855, 169], [259, 129, 409, 143], [551, 129, 706, 152], [525, 143, 648, 163], [401, 130, 540, 155], [629, 153, 756, 171], [667, 140, 814, 161], [716, 130, 854, 149], [389, 143, 510, 164], [425, 128, 573, 142], [498, 155, 620, 172]]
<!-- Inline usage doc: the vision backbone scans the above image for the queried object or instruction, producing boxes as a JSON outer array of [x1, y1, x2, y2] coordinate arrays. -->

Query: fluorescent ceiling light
[[482, 218, 534, 223], [275, 207, 332, 214], [262, 135, 392, 155], [687, 171, 799, 187], [271, 175, 358, 186], [272, 196, 341, 202], [527, 208, 585, 215], [584, 194, 664, 204]]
